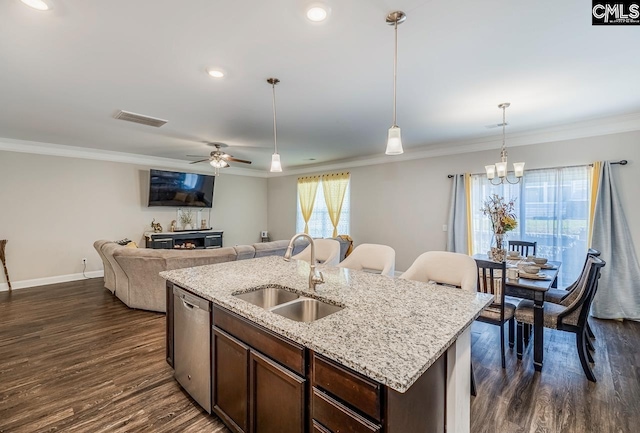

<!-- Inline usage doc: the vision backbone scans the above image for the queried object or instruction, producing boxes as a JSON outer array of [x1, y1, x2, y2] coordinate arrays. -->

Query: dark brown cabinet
[[213, 328, 250, 433], [166, 281, 174, 367], [213, 306, 306, 433], [250, 350, 305, 433]]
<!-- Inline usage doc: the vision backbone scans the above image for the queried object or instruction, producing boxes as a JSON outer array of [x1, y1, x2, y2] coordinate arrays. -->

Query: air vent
[[114, 110, 167, 127], [485, 122, 508, 129]]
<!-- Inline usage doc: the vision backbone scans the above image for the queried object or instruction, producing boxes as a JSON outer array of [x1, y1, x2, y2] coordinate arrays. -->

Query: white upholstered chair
[[338, 244, 396, 277], [400, 250, 479, 395], [400, 251, 478, 292], [292, 238, 341, 267]]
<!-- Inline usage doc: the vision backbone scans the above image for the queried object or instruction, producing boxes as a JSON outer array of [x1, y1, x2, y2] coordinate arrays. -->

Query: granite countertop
[[160, 256, 493, 393]]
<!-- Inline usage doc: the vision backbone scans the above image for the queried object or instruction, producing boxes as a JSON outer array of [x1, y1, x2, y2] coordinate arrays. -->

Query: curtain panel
[[591, 161, 640, 320], [322, 173, 350, 238], [446, 174, 470, 254], [297, 176, 320, 234]]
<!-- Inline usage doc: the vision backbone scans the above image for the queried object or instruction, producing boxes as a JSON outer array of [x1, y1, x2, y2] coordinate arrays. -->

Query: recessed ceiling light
[[306, 6, 328, 22], [20, 0, 50, 10], [207, 69, 225, 78]]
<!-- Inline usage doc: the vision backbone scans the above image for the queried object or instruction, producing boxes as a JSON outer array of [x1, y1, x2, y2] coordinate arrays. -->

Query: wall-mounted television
[[148, 169, 214, 208]]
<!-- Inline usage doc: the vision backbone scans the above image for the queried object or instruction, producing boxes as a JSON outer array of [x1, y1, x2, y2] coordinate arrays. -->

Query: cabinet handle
[[205, 235, 221, 238]]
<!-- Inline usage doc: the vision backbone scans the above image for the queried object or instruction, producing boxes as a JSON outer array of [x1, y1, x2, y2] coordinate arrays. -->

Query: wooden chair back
[[475, 259, 506, 306], [508, 240, 537, 257], [558, 256, 605, 329]]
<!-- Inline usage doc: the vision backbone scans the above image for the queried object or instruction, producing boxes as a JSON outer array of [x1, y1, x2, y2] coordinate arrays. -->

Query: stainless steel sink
[[234, 287, 300, 309], [271, 298, 344, 323]]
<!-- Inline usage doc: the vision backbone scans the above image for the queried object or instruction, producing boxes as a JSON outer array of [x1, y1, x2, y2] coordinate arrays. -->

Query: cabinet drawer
[[214, 306, 305, 376], [312, 420, 332, 433], [312, 388, 381, 433], [312, 353, 381, 421]]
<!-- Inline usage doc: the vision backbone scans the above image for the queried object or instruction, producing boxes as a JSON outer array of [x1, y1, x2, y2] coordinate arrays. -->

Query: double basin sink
[[233, 286, 343, 323]]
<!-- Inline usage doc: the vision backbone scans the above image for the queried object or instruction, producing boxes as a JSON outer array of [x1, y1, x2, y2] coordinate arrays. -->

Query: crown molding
[[0, 138, 269, 178], [268, 111, 640, 177], [2, 111, 639, 179]]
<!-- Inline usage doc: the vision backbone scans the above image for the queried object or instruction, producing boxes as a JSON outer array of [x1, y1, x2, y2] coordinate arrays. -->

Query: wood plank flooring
[[1, 279, 639, 432]]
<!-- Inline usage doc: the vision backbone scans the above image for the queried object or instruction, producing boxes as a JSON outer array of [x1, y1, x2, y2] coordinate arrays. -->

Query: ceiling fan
[[187, 143, 251, 174]]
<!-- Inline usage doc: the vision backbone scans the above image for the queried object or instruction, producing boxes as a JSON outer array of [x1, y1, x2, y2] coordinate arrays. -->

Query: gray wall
[[0, 151, 267, 288], [267, 131, 640, 272]]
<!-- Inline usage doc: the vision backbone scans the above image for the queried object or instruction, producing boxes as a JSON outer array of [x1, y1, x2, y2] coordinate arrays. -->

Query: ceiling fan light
[[270, 153, 282, 172], [210, 159, 228, 168], [385, 126, 403, 155], [513, 162, 525, 178]]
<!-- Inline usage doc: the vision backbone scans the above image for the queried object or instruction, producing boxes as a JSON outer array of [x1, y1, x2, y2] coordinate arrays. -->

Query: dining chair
[[401, 251, 479, 395], [545, 248, 601, 344], [292, 238, 341, 267], [514, 256, 605, 382], [400, 251, 477, 292], [545, 248, 601, 304], [474, 258, 516, 369], [338, 243, 396, 277], [508, 240, 537, 257]]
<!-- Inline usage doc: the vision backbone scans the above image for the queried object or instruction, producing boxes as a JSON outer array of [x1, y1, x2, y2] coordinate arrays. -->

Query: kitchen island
[[161, 256, 492, 433]]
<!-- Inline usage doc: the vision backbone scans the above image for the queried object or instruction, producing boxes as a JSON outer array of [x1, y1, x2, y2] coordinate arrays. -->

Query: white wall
[[0, 151, 267, 289], [268, 131, 640, 272]]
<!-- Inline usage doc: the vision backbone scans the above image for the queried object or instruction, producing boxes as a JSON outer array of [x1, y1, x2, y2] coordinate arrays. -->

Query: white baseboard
[[0, 270, 104, 292]]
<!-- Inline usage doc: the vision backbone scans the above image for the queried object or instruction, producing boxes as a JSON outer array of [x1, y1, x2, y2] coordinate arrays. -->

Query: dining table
[[473, 254, 561, 372]]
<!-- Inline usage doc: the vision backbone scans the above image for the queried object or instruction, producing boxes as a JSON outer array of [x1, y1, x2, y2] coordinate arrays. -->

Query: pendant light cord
[[392, 19, 398, 127], [271, 83, 278, 154], [501, 105, 506, 153]]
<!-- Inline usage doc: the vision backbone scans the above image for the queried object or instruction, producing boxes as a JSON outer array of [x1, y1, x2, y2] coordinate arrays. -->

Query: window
[[470, 165, 591, 286], [296, 176, 350, 238]]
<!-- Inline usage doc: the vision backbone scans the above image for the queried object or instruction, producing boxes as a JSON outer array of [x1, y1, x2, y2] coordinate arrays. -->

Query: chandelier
[[485, 103, 524, 185]]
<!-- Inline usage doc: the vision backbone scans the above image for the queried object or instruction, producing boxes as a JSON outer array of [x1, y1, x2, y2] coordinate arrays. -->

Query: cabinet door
[[213, 328, 250, 433], [250, 350, 305, 433], [205, 233, 223, 248], [166, 282, 174, 367]]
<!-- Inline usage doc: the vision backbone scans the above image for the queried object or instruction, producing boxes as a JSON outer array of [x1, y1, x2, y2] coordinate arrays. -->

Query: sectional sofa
[[94, 238, 351, 313]]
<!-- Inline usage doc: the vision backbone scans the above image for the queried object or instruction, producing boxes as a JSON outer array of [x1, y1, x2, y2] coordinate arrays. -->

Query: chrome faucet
[[283, 233, 325, 291]]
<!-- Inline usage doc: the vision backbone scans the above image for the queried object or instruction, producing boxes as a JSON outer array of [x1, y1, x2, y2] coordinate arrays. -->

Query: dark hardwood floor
[[1, 279, 639, 432]]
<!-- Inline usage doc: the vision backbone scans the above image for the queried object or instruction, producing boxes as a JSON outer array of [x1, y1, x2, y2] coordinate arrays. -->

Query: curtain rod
[[447, 159, 628, 178]]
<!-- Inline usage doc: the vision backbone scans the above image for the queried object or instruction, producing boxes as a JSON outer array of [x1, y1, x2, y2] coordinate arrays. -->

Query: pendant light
[[385, 11, 406, 155], [485, 103, 525, 185], [267, 78, 283, 173]]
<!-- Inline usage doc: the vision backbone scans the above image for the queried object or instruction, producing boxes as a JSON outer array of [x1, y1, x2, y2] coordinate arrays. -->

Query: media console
[[145, 230, 223, 249]]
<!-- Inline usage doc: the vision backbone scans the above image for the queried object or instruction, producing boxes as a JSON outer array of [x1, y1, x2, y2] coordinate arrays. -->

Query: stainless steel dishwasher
[[173, 286, 212, 413]]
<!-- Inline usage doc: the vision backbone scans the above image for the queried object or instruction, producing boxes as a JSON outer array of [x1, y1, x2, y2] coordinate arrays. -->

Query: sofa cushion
[[234, 245, 256, 260]]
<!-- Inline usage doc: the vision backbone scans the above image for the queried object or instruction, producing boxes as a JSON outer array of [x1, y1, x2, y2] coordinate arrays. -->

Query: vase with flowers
[[481, 194, 517, 262]]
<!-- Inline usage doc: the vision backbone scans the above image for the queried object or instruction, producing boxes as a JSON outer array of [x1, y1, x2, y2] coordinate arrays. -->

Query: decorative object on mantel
[[267, 77, 283, 172], [0, 239, 11, 292], [151, 219, 163, 233], [385, 10, 406, 155], [485, 103, 525, 184], [170, 220, 177, 232], [178, 208, 194, 230], [201, 219, 208, 230], [481, 194, 517, 262]]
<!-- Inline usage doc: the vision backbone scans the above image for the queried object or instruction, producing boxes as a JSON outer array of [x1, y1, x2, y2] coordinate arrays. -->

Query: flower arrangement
[[481, 194, 517, 261], [179, 209, 194, 229], [481, 194, 518, 235]]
